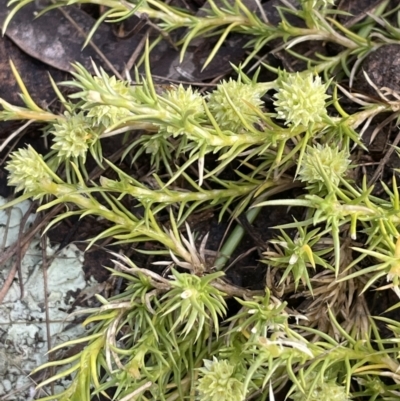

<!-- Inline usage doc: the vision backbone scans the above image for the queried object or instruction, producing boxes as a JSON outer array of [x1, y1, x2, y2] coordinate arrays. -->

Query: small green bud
[[86, 102, 132, 128], [290, 374, 349, 401], [82, 72, 134, 128], [51, 111, 100, 161], [197, 358, 245, 401], [298, 144, 350, 190], [6, 145, 54, 194], [156, 85, 206, 136], [305, 0, 335, 7], [207, 79, 265, 131], [161, 84, 205, 119], [93, 74, 132, 97], [273, 72, 330, 128]]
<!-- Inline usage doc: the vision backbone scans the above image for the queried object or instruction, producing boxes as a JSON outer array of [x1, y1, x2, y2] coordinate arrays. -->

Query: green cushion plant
[[2, 0, 400, 400]]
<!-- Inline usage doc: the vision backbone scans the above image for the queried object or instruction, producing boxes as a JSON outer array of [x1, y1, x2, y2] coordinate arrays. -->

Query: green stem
[[44, 183, 179, 252], [102, 179, 258, 204], [214, 206, 262, 271]]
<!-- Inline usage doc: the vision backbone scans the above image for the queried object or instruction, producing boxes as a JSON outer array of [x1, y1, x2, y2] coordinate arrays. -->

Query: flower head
[[161, 269, 226, 339], [6, 145, 54, 194], [51, 111, 100, 161], [298, 144, 350, 190], [197, 358, 245, 401], [72, 67, 135, 128], [273, 72, 330, 128], [157, 85, 206, 135], [301, 0, 335, 9], [86, 102, 132, 129], [86, 75, 133, 127], [234, 290, 289, 337], [161, 84, 205, 119], [207, 79, 265, 131], [386, 236, 400, 298], [289, 373, 349, 401], [266, 226, 324, 292]]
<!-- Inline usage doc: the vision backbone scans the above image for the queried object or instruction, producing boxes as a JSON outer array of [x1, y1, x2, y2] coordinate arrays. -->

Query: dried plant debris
[[0, 0, 143, 75]]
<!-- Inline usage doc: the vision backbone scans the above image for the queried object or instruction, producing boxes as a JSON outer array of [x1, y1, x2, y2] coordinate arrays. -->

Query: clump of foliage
[[2, 0, 400, 400]]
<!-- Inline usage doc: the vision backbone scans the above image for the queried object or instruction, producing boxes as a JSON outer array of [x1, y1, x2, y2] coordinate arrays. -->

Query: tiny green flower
[[92, 74, 132, 97], [161, 84, 205, 119], [387, 236, 400, 298], [289, 374, 349, 401], [51, 111, 100, 161], [229, 289, 290, 338], [197, 358, 245, 401], [354, 376, 385, 398], [266, 226, 329, 292], [301, 0, 335, 9], [157, 84, 206, 135], [86, 102, 132, 128], [207, 79, 265, 131], [89, 76, 133, 127], [6, 145, 54, 194], [80, 71, 134, 128], [273, 72, 330, 128], [161, 269, 227, 339], [298, 144, 350, 190]]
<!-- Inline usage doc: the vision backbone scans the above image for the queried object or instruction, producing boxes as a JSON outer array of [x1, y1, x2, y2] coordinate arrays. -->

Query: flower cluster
[[161, 85, 205, 119], [84, 74, 134, 128], [157, 84, 206, 135], [300, 0, 336, 11], [273, 72, 330, 128], [232, 290, 289, 338], [306, 0, 335, 8], [51, 111, 100, 161], [161, 270, 227, 339], [266, 226, 326, 292], [207, 79, 265, 131], [86, 102, 132, 129], [387, 237, 400, 293], [298, 144, 351, 190], [290, 373, 349, 401], [5, 145, 54, 194], [197, 358, 245, 401]]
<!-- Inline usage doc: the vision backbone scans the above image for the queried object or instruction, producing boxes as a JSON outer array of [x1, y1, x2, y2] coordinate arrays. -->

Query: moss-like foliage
[[2, 1, 400, 400]]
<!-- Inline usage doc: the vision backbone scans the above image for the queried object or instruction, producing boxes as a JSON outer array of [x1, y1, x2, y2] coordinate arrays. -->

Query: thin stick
[[0, 240, 30, 304], [41, 233, 54, 395]]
